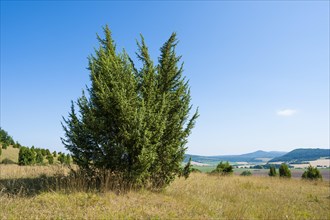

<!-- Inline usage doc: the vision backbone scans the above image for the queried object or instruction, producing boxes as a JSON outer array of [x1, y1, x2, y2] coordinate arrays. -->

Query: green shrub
[[268, 166, 277, 177], [13, 141, 21, 148], [211, 161, 233, 175], [240, 170, 252, 176], [36, 151, 44, 164], [2, 142, 8, 149], [302, 165, 322, 180], [279, 163, 291, 178], [46, 154, 54, 165], [41, 149, 47, 156], [0, 128, 15, 146], [65, 154, 71, 165], [181, 157, 192, 179], [18, 147, 36, 165], [58, 153, 65, 164]]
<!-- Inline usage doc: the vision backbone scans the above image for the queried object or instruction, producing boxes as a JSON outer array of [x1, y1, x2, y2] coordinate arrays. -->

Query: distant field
[[0, 165, 329, 219], [237, 168, 330, 180], [192, 166, 330, 180]]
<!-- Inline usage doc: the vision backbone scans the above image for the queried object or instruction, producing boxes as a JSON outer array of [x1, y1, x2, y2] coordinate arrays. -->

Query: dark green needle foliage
[[62, 26, 198, 189], [18, 147, 36, 165], [46, 154, 54, 165], [268, 165, 277, 177], [0, 127, 15, 146], [279, 163, 291, 178], [302, 165, 322, 180], [211, 161, 233, 175], [36, 150, 44, 164], [182, 157, 192, 179], [240, 170, 252, 176]]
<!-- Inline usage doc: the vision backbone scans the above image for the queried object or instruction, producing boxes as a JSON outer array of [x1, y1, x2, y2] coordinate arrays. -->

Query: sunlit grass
[[0, 145, 19, 163], [0, 165, 329, 219]]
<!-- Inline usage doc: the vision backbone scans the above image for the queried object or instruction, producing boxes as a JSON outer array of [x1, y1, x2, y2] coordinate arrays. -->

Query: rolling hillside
[[269, 148, 330, 163], [185, 150, 287, 164]]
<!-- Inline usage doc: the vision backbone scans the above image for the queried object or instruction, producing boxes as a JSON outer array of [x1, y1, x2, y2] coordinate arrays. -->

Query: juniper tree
[[269, 165, 277, 177], [2, 142, 8, 149], [62, 26, 198, 189], [211, 161, 233, 175], [47, 154, 54, 165], [65, 154, 71, 165], [18, 147, 36, 165], [279, 163, 291, 178], [58, 153, 65, 164], [182, 157, 192, 179], [36, 150, 44, 164], [302, 165, 322, 180]]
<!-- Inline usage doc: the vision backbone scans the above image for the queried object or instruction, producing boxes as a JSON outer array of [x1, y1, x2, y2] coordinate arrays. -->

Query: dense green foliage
[[62, 26, 198, 189], [46, 154, 54, 165], [302, 165, 322, 180], [211, 161, 233, 175], [268, 166, 277, 176], [181, 157, 192, 179], [279, 163, 291, 178], [58, 152, 71, 165], [36, 151, 44, 164], [269, 148, 330, 163], [2, 142, 8, 149], [18, 147, 36, 165], [13, 141, 21, 148], [0, 128, 22, 151], [240, 170, 252, 176], [0, 128, 15, 146], [17, 146, 69, 166]]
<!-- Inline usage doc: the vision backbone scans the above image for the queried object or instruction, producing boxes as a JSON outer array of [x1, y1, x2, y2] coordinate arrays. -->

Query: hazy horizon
[[1, 1, 329, 155]]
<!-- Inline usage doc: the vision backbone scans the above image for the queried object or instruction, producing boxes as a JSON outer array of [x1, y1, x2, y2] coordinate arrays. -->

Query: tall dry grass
[[0, 165, 329, 219]]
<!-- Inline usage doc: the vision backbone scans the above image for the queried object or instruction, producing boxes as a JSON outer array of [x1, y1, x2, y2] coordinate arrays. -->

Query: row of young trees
[[269, 164, 322, 180], [0, 128, 15, 147], [269, 163, 291, 177], [205, 161, 322, 181], [18, 146, 71, 166], [0, 128, 71, 166], [0, 128, 22, 151]]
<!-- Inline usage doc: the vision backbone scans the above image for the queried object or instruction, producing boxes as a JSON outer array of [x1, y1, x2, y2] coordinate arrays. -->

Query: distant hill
[[185, 150, 287, 165], [269, 148, 330, 163]]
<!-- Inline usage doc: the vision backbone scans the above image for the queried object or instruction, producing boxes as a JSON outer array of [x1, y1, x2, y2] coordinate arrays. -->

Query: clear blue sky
[[1, 1, 329, 155]]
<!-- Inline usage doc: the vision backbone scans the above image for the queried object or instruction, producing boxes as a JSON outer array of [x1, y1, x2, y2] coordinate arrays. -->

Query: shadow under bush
[[0, 168, 136, 197]]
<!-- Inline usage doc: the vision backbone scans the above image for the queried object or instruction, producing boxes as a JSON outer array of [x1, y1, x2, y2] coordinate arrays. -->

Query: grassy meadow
[[0, 165, 329, 219], [0, 145, 19, 163]]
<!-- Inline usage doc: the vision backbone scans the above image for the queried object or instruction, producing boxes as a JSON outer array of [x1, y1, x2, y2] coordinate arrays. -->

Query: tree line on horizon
[[18, 146, 71, 166], [0, 128, 71, 165]]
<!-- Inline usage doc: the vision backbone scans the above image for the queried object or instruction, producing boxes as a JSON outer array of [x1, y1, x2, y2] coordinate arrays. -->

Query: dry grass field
[[0, 146, 19, 163], [0, 165, 329, 219]]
